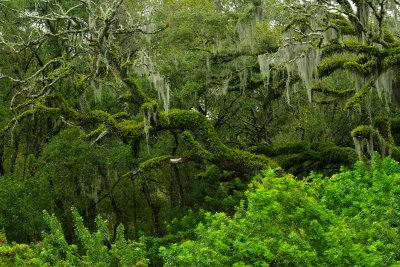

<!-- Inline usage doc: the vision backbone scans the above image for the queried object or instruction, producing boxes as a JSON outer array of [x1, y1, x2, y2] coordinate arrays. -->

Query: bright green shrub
[[0, 208, 148, 266], [161, 158, 400, 266], [311, 154, 400, 265]]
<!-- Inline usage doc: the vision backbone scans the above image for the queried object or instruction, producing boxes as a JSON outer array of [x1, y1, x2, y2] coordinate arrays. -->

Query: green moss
[[117, 120, 145, 139], [284, 17, 309, 32], [2, 100, 62, 132], [87, 110, 145, 139], [390, 118, 400, 131], [108, 49, 119, 60], [82, 125, 105, 141], [57, 96, 80, 120], [141, 101, 159, 113], [330, 18, 355, 35], [182, 131, 212, 160], [120, 60, 131, 70], [88, 38, 98, 46], [343, 59, 375, 75], [314, 99, 336, 104], [48, 65, 70, 79], [2, 110, 34, 132], [351, 125, 377, 138], [372, 116, 400, 160], [312, 84, 355, 97], [230, 149, 276, 170], [373, 117, 393, 142], [344, 83, 371, 110], [118, 94, 135, 104], [13, 99, 35, 112], [162, 109, 275, 173], [352, 122, 400, 161], [87, 110, 118, 132], [317, 143, 358, 165], [383, 28, 396, 45], [125, 76, 153, 104], [318, 59, 348, 77], [140, 155, 173, 172], [383, 47, 400, 67], [322, 41, 383, 58], [82, 113, 128, 141], [87, 107, 275, 174], [389, 146, 400, 161], [343, 41, 382, 56], [75, 74, 91, 92]]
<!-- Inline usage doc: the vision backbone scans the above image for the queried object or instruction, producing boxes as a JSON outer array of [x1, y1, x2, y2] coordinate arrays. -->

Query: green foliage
[[0, 161, 53, 242], [1, 1, 400, 266], [161, 158, 400, 265], [312, 155, 400, 265], [0, 208, 148, 266]]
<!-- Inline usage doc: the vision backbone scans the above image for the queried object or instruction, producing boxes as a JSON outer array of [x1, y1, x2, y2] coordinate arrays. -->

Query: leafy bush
[[2, 156, 400, 266], [0, 208, 148, 266], [161, 156, 400, 266]]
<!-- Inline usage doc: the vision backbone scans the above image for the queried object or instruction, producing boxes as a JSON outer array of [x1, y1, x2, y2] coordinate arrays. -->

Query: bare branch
[[90, 130, 109, 146]]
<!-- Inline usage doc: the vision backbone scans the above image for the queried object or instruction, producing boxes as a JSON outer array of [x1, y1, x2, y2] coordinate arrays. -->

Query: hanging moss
[[372, 117, 400, 161], [373, 117, 394, 143]]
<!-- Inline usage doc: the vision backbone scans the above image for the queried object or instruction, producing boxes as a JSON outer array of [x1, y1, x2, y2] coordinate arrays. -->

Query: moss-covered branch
[[2, 98, 62, 132], [123, 156, 190, 178], [312, 83, 355, 97], [321, 41, 384, 58], [87, 108, 276, 175], [351, 124, 400, 161], [249, 141, 358, 176], [344, 83, 371, 110]]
